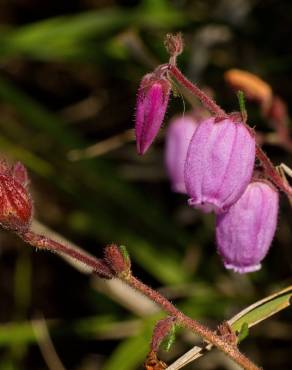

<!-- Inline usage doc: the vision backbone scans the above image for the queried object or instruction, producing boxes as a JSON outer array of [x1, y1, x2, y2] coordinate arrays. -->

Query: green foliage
[[230, 285, 292, 333], [237, 90, 247, 116], [162, 323, 176, 352]]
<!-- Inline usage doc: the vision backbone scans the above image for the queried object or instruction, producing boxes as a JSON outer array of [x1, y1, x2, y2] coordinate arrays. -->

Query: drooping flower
[[184, 115, 256, 213], [165, 115, 198, 193], [135, 70, 171, 155], [0, 160, 32, 232], [216, 181, 279, 273]]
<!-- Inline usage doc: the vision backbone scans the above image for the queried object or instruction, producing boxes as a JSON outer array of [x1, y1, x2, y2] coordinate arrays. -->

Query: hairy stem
[[168, 64, 228, 118], [124, 275, 261, 370], [21, 230, 113, 279], [256, 144, 292, 196], [19, 229, 260, 369], [169, 64, 292, 199]]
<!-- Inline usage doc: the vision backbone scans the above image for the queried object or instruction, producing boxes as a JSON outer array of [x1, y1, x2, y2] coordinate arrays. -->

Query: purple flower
[[216, 181, 279, 273], [184, 116, 256, 213], [165, 115, 198, 193], [135, 72, 170, 155]]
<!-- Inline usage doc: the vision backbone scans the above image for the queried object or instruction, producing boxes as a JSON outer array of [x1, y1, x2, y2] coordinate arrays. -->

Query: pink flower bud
[[184, 116, 256, 213], [216, 181, 279, 273], [0, 161, 32, 232], [165, 115, 198, 193], [135, 71, 170, 155]]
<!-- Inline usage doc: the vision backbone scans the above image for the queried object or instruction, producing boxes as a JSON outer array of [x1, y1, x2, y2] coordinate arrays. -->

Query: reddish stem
[[255, 145, 292, 196], [125, 275, 261, 370], [19, 228, 260, 369], [168, 64, 228, 118], [21, 230, 113, 279], [169, 64, 292, 198]]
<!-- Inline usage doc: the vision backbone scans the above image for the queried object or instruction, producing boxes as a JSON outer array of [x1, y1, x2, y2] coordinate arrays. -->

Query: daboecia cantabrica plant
[[1, 33, 291, 370]]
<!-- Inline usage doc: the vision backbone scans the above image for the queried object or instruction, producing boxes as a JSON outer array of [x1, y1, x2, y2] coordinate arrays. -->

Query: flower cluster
[[134, 64, 279, 274]]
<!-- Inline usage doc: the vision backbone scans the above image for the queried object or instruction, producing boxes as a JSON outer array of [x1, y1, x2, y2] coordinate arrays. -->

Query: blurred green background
[[0, 0, 291, 369]]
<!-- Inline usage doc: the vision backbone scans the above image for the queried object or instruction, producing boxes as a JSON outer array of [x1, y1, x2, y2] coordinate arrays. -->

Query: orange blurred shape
[[145, 352, 167, 370], [224, 69, 273, 107]]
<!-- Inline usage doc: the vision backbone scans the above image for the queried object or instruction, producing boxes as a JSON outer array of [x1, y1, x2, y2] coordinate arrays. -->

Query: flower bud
[[0, 161, 32, 232], [216, 181, 279, 273], [135, 70, 170, 155], [184, 116, 256, 213], [165, 115, 198, 193], [104, 244, 131, 277]]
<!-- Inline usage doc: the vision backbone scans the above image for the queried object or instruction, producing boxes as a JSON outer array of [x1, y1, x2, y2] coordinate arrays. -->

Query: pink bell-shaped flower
[[165, 115, 198, 193], [184, 116, 256, 213], [216, 181, 279, 273], [135, 71, 170, 155]]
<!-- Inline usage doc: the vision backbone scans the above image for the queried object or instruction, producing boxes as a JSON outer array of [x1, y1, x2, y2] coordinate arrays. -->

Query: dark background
[[0, 0, 291, 369]]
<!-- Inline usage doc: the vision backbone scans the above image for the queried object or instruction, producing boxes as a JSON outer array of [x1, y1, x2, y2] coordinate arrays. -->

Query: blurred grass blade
[[101, 334, 149, 370], [0, 135, 54, 176], [229, 285, 292, 332], [0, 6, 185, 61], [128, 240, 190, 285], [0, 9, 131, 60], [0, 316, 118, 346], [101, 316, 160, 370]]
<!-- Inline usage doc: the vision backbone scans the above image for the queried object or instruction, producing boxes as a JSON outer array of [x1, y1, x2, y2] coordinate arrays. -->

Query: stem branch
[[256, 144, 292, 196], [19, 229, 261, 369], [21, 230, 113, 278], [124, 275, 261, 370], [168, 64, 228, 118]]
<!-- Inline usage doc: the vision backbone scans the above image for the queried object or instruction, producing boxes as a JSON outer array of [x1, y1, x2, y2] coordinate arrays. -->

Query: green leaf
[[119, 245, 131, 268], [237, 90, 246, 113], [162, 324, 176, 352], [0, 7, 185, 61], [127, 240, 190, 285], [229, 285, 292, 333], [101, 316, 160, 370], [0, 9, 131, 61], [0, 315, 116, 346], [237, 322, 249, 343]]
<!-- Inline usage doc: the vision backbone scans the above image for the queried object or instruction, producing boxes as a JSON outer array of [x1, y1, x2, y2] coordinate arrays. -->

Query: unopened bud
[[135, 68, 171, 155], [151, 316, 176, 353], [104, 244, 131, 276], [0, 160, 32, 232], [164, 33, 184, 63]]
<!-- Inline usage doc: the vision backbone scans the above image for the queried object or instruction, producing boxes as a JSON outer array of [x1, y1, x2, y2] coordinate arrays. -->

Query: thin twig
[[124, 275, 261, 370], [20, 225, 260, 369]]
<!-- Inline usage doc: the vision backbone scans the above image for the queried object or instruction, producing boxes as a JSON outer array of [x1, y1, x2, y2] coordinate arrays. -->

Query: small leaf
[[119, 245, 131, 267], [163, 324, 176, 352], [229, 285, 292, 332], [237, 322, 249, 343], [237, 90, 247, 121]]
